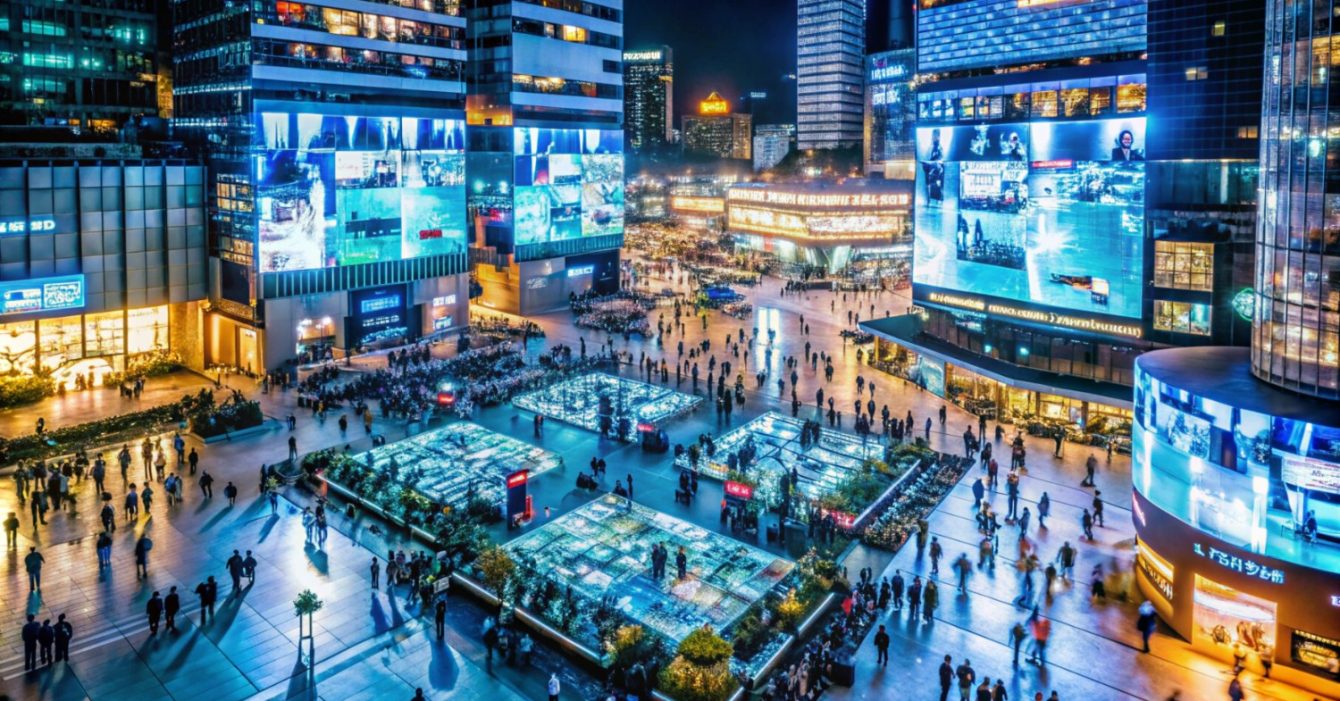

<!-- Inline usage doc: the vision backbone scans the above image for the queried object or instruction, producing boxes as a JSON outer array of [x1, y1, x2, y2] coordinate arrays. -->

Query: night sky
[[625, 0, 797, 125]]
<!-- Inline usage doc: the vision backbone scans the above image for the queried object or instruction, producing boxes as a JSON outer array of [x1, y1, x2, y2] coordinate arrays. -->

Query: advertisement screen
[[255, 112, 466, 273], [0, 275, 85, 317], [512, 128, 625, 246], [914, 118, 1146, 319]]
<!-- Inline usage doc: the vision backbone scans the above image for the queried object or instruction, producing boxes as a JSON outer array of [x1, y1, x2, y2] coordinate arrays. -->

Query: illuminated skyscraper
[[623, 47, 673, 152], [683, 92, 752, 160], [796, 0, 865, 150], [1256, 0, 1340, 398]]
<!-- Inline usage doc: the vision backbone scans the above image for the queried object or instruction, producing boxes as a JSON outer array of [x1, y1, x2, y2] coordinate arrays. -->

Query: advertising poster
[[911, 355, 946, 397], [1291, 630, 1340, 677], [511, 128, 625, 246], [256, 112, 466, 273], [582, 153, 625, 237], [913, 117, 1146, 319]]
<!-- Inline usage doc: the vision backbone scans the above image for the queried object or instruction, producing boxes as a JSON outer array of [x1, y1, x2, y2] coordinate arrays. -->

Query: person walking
[[227, 550, 245, 594], [930, 536, 943, 574], [146, 591, 164, 635], [956, 658, 976, 701], [1092, 490, 1105, 527], [1081, 509, 1094, 541], [938, 655, 954, 701], [1010, 621, 1028, 666], [434, 597, 446, 639], [22, 614, 40, 671], [288, 435, 298, 462], [244, 550, 257, 585], [188, 447, 199, 475], [96, 531, 112, 570], [200, 470, 215, 498], [92, 457, 106, 496], [134, 534, 152, 578], [223, 481, 238, 506], [25, 546, 45, 591], [5, 511, 18, 549], [873, 624, 890, 667], [923, 579, 939, 623], [1137, 600, 1158, 653], [371, 557, 380, 589], [165, 586, 181, 632], [125, 484, 139, 521], [1037, 492, 1050, 528]]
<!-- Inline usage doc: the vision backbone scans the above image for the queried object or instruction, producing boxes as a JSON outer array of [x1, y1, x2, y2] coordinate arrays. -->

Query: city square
[[0, 2, 1338, 701]]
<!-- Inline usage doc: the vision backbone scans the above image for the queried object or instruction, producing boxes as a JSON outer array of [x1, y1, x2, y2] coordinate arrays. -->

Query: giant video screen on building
[[255, 112, 467, 273], [513, 128, 624, 247], [913, 117, 1146, 319]]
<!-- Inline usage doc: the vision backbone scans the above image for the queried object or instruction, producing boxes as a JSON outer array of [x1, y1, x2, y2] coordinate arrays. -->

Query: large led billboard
[[913, 117, 1146, 320], [512, 128, 624, 246], [255, 113, 466, 273]]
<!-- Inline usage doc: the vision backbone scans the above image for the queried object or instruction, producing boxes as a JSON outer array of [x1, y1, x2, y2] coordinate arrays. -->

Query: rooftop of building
[[1136, 347, 1340, 427]]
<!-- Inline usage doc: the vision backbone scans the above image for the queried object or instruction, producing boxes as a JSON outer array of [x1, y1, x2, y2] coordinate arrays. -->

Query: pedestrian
[[224, 481, 238, 505], [135, 534, 152, 578], [891, 569, 905, 610], [956, 658, 976, 701], [22, 614, 40, 671], [54, 613, 72, 662], [1228, 675, 1244, 701], [547, 671, 561, 701], [1081, 509, 1094, 541], [1010, 621, 1027, 666], [5, 511, 18, 549], [873, 624, 890, 667], [38, 618, 54, 666], [227, 549, 245, 594], [125, 483, 139, 520], [938, 654, 954, 701], [147, 591, 164, 634], [188, 447, 199, 474], [165, 586, 181, 632], [200, 470, 214, 498], [96, 531, 112, 570], [1037, 492, 1050, 528], [411, 689, 426, 701], [1137, 600, 1157, 653], [244, 550, 257, 584], [288, 435, 298, 462], [923, 579, 939, 623], [435, 596, 446, 639], [1092, 490, 1105, 527], [371, 556, 380, 589], [25, 546, 45, 591]]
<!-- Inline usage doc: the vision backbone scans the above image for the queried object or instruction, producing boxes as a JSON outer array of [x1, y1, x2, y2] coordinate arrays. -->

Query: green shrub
[[659, 626, 738, 701], [0, 375, 55, 409]]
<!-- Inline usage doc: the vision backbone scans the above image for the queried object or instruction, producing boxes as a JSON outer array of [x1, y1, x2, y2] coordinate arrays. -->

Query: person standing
[[38, 619, 54, 666], [955, 658, 976, 701], [227, 550, 245, 594], [288, 435, 298, 462], [908, 576, 923, 621], [165, 586, 181, 632], [146, 591, 163, 634], [223, 481, 238, 506], [134, 534, 152, 578], [1081, 509, 1094, 541], [891, 569, 905, 610], [434, 597, 446, 640], [25, 546, 45, 591], [194, 580, 211, 625], [22, 614, 40, 671], [54, 613, 72, 664], [371, 557, 380, 589], [923, 579, 939, 623], [1037, 492, 1050, 528], [547, 671, 561, 701], [675, 546, 687, 580], [5, 511, 18, 549], [96, 531, 112, 570], [125, 484, 139, 521], [1137, 600, 1158, 653], [938, 654, 954, 701], [1092, 490, 1105, 527], [873, 624, 890, 667], [930, 536, 943, 574], [92, 456, 106, 496], [188, 447, 199, 475]]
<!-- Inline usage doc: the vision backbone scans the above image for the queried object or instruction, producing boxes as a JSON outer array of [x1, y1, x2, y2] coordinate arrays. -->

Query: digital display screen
[[914, 117, 1146, 319], [512, 128, 625, 246], [0, 275, 85, 317], [255, 112, 466, 273]]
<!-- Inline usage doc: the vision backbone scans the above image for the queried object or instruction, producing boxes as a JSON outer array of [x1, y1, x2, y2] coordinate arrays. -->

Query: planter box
[[192, 419, 277, 444], [849, 459, 923, 534]]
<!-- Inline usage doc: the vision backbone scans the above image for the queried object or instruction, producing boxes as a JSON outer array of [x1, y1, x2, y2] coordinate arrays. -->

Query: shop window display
[[499, 495, 794, 647], [358, 421, 560, 510], [1193, 574, 1276, 667], [0, 321, 37, 374], [127, 305, 169, 354], [512, 372, 700, 435]]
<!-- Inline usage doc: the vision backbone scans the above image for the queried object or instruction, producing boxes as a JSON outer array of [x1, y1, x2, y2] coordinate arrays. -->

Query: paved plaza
[[0, 261, 1324, 701]]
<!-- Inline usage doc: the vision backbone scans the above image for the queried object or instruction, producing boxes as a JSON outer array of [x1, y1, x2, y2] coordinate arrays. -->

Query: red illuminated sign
[[419, 228, 444, 240], [637, 421, 656, 433], [724, 481, 754, 500], [506, 470, 529, 488], [436, 391, 456, 406], [823, 508, 856, 530]]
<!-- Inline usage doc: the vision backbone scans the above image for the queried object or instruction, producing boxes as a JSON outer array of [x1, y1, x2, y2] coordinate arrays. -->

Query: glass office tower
[[796, 0, 864, 150], [1256, 0, 1340, 399], [623, 46, 673, 152]]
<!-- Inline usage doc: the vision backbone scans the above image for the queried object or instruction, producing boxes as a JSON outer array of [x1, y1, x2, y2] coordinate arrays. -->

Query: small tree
[[293, 589, 323, 666], [476, 545, 516, 612], [659, 625, 737, 701]]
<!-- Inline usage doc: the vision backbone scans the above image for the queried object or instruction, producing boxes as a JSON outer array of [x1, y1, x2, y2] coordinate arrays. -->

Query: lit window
[[1185, 66, 1209, 81], [1154, 301, 1211, 336], [1154, 241, 1215, 291], [561, 25, 587, 43], [1212, 20, 1226, 37]]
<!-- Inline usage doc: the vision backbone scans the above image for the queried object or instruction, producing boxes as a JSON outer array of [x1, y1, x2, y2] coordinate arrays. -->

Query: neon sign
[[724, 481, 754, 500], [0, 219, 55, 234], [0, 275, 85, 317], [1193, 543, 1285, 584], [567, 265, 594, 277]]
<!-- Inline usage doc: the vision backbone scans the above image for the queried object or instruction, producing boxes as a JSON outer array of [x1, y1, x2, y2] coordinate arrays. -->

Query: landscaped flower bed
[[860, 453, 971, 550], [188, 390, 265, 438], [0, 374, 55, 409]]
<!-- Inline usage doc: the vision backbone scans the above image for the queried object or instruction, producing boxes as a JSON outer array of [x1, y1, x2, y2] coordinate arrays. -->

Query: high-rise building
[[172, 0, 471, 373], [0, 0, 167, 136], [797, 0, 865, 150], [864, 0, 1263, 470], [463, 0, 624, 315], [753, 124, 794, 171], [623, 47, 672, 152], [1126, 8, 1340, 697], [863, 49, 915, 179], [683, 92, 752, 161]]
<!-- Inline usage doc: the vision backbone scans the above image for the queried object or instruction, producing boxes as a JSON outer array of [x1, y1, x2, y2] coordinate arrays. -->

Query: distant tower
[[796, 0, 865, 149]]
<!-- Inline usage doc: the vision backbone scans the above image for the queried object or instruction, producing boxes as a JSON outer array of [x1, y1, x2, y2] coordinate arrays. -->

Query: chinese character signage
[[1193, 543, 1285, 584], [0, 275, 86, 317]]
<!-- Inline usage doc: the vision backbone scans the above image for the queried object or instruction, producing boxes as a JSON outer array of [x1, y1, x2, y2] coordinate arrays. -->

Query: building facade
[[863, 49, 915, 180], [796, 0, 864, 150], [1255, 0, 1340, 399], [171, 0, 472, 373], [0, 159, 208, 386], [682, 92, 751, 161], [863, 0, 1265, 449], [753, 124, 793, 172], [0, 0, 167, 135], [463, 0, 624, 315], [623, 46, 672, 152]]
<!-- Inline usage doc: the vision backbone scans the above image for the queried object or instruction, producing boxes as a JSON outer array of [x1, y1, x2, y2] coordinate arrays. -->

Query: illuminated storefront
[[1132, 348, 1340, 698], [725, 182, 913, 276], [0, 304, 176, 388]]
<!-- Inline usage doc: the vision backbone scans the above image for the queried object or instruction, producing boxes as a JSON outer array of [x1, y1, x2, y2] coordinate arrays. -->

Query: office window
[[1185, 66, 1209, 81], [1116, 82, 1145, 112], [1154, 301, 1211, 336], [1212, 20, 1226, 37], [561, 25, 587, 43], [1154, 241, 1214, 291]]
